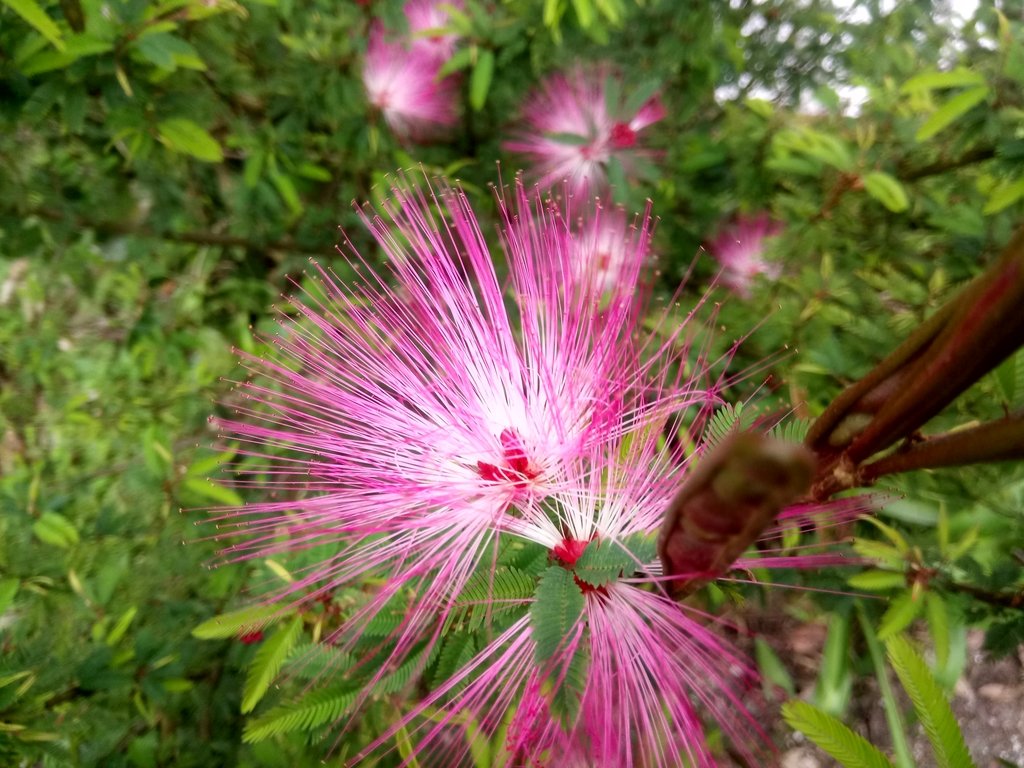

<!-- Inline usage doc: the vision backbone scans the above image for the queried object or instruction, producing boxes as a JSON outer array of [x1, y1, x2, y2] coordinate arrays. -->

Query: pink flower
[[707, 213, 784, 297], [404, 0, 464, 59], [212, 177, 703, 681], [362, 24, 459, 141], [503, 66, 666, 199], [355, 423, 867, 766], [570, 204, 653, 299]]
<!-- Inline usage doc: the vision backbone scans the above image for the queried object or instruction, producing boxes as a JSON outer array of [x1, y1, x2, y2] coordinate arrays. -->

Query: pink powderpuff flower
[[503, 66, 666, 199], [570, 203, 654, 300], [211, 177, 709, 687], [362, 24, 459, 142], [355, 404, 870, 767], [707, 213, 784, 298], [404, 0, 464, 59]]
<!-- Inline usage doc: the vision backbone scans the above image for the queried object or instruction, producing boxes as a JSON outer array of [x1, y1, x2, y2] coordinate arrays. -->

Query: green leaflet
[[573, 533, 655, 587], [191, 603, 289, 640], [242, 685, 358, 743], [886, 636, 976, 768], [782, 700, 896, 768], [241, 615, 303, 713], [915, 87, 989, 142], [530, 567, 583, 665]]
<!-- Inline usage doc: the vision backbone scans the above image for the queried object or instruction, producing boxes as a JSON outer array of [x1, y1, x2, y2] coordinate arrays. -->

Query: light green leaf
[[105, 606, 138, 647], [570, 0, 594, 28], [0, 579, 19, 615], [242, 614, 303, 713], [858, 605, 915, 768], [755, 637, 795, 696], [32, 512, 80, 549], [181, 476, 243, 506], [847, 570, 906, 592], [886, 636, 977, 768], [877, 592, 924, 641], [915, 87, 989, 142], [269, 171, 302, 216], [900, 68, 985, 93], [157, 117, 224, 163], [438, 46, 473, 78], [982, 177, 1024, 215], [470, 49, 494, 111], [782, 700, 896, 768], [192, 604, 290, 640], [2, 0, 64, 51], [921, 595, 949, 676], [862, 172, 909, 213]]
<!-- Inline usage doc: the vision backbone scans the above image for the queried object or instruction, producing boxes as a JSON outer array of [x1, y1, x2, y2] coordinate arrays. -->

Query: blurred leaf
[[0, 579, 19, 615], [192, 604, 291, 640], [983, 177, 1024, 215], [915, 87, 989, 141], [862, 172, 909, 213], [877, 592, 924, 641], [755, 637, 795, 696], [901, 68, 985, 93], [2, 0, 64, 51], [32, 512, 79, 549], [470, 49, 494, 111], [156, 118, 224, 163]]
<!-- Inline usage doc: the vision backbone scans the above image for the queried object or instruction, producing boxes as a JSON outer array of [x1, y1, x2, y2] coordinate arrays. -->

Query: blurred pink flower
[[570, 204, 653, 299], [212, 177, 702, 678], [362, 24, 459, 141], [708, 213, 784, 297], [356, 421, 866, 767], [404, 0, 464, 58], [504, 66, 666, 199]]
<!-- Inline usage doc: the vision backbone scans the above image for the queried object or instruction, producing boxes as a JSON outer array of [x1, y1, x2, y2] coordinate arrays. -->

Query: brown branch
[[898, 145, 998, 182]]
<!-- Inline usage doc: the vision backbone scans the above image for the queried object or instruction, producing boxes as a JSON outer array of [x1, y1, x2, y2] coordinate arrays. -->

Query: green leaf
[[0, 579, 19, 615], [815, 611, 852, 715], [915, 87, 989, 142], [569, 0, 594, 28], [242, 685, 357, 742], [847, 570, 906, 592], [242, 614, 303, 713], [876, 593, 924, 641], [192, 603, 290, 640], [858, 604, 915, 768], [105, 606, 138, 647], [32, 512, 80, 549], [530, 567, 584, 665], [703, 403, 756, 449], [438, 46, 473, 77], [900, 68, 986, 93], [157, 117, 223, 163], [982, 177, 1024, 215], [269, 171, 302, 216], [546, 641, 589, 727], [782, 700, 896, 768], [755, 637, 795, 696], [182, 476, 243, 506], [573, 539, 635, 587], [925, 592, 950, 672], [886, 636, 976, 768], [470, 49, 494, 111], [2, 0, 64, 51], [862, 172, 909, 213]]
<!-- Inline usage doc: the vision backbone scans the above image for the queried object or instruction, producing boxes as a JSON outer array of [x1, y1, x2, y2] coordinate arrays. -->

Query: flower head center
[[477, 427, 539, 487], [609, 122, 638, 149], [552, 537, 589, 567]]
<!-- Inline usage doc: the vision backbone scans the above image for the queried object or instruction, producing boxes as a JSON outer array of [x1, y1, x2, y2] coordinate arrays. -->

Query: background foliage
[[1, 0, 1023, 765]]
